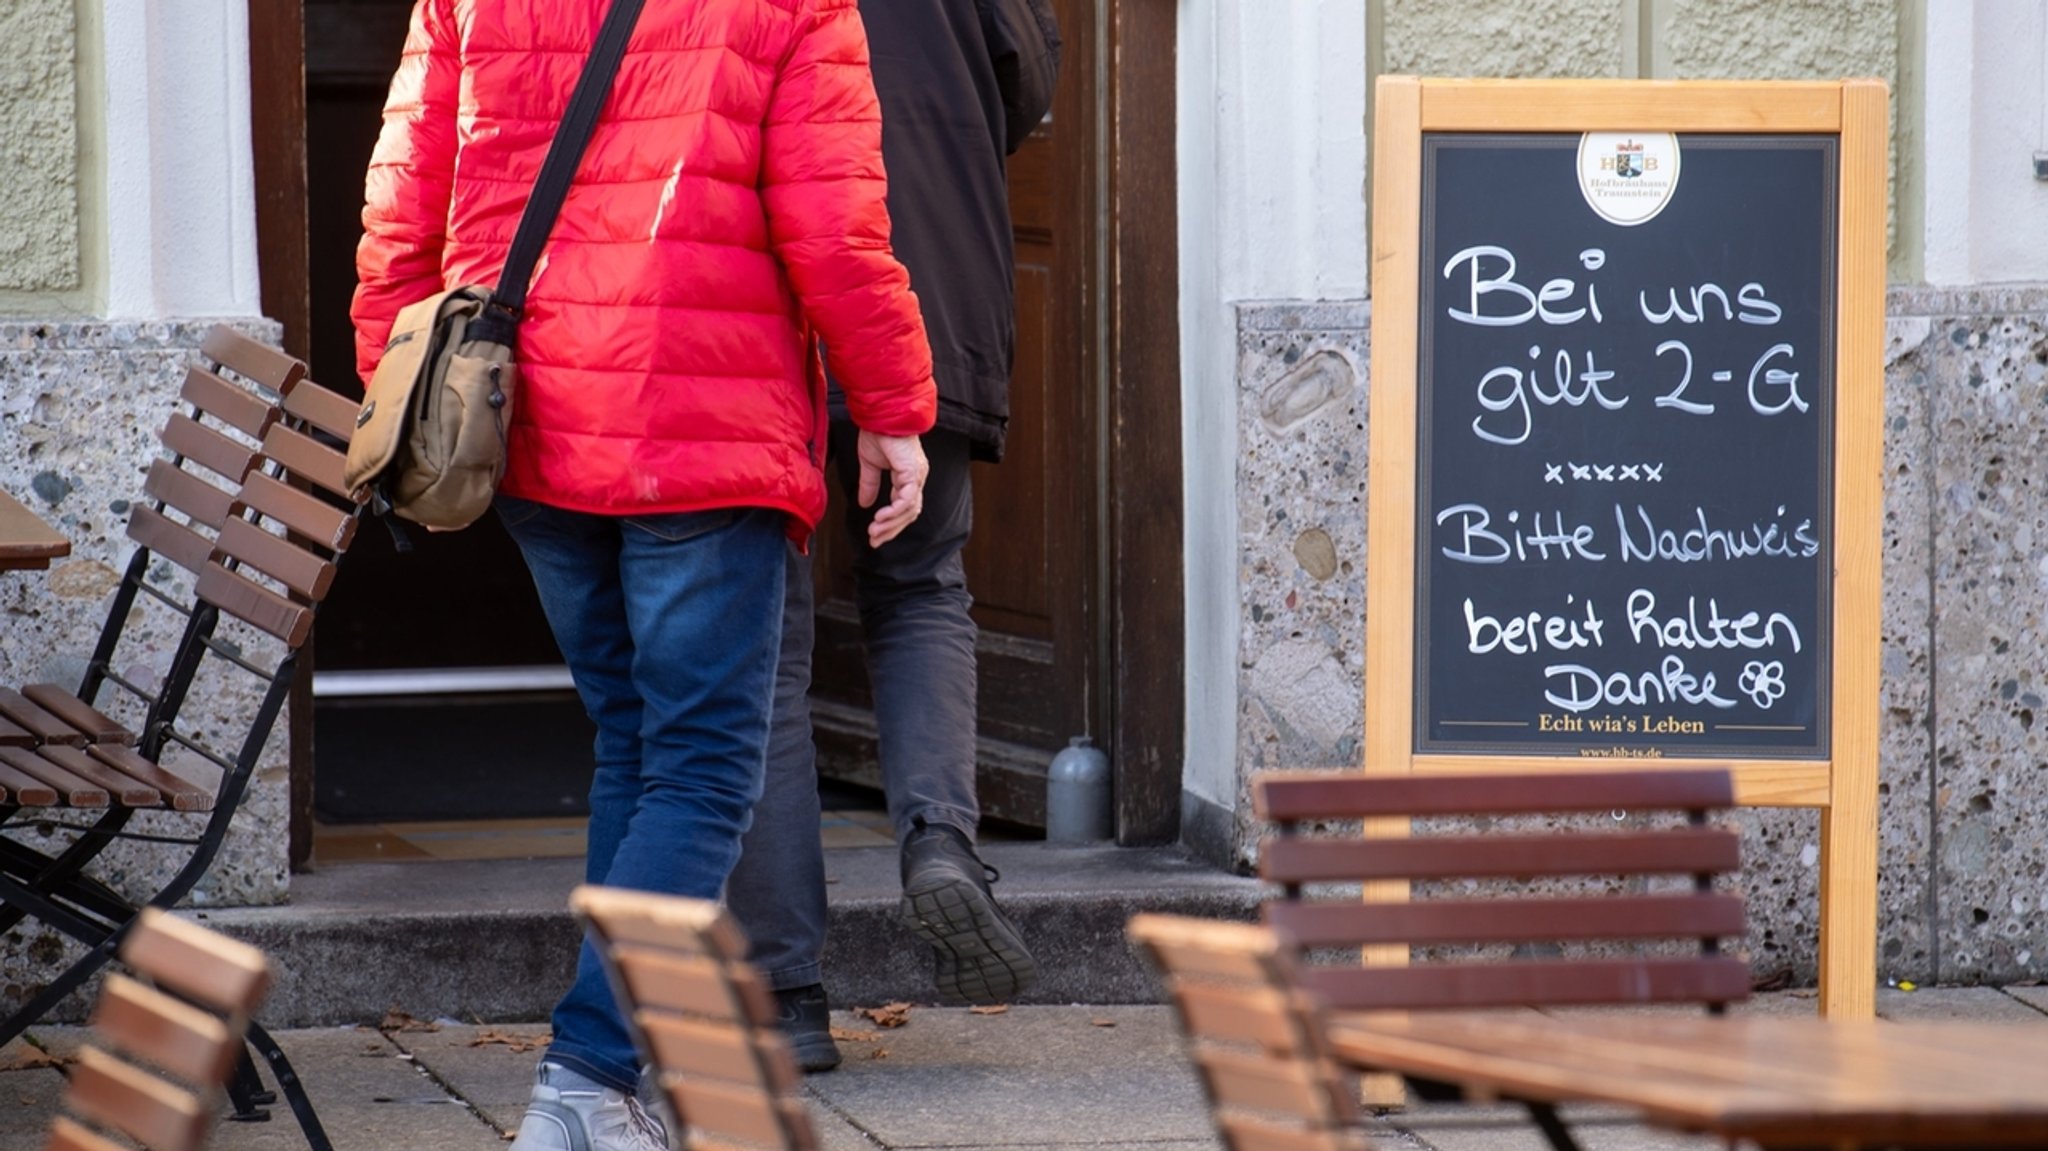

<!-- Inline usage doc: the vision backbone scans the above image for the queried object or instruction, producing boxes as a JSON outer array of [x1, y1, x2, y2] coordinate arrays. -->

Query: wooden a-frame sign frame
[[1365, 77, 1888, 1018]]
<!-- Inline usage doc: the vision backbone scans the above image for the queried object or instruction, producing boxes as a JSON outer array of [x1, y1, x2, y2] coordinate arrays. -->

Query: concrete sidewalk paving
[[6, 988, 2045, 1151]]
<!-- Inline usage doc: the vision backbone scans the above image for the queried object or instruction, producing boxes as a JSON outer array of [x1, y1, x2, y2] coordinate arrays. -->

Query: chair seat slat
[[259, 424, 350, 501], [39, 746, 160, 806], [1172, 981, 1320, 1055], [118, 909, 274, 1016], [1217, 1114, 1372, 1151], [217, 517, 335, 601], [1266, 893, 1748, 948], [0, 715, 38, 748], [65, 1046, 210, 1151], [1196, 1047, 1353, 1124], [613, 946, 771, 1026], [1260, 829, 1741, 884], [90, 974, 240, 1088], [1253, 770, 1736, 821], [0, 757, 60, 805], [573, 884, 748, 958], [196, 561, 313, 647], [667, 1077, 815, 1149], [0, 747, 109, 806], [1298, 956, 1753, 1012], [237, 472, 356, 552], [0, 687, 90, 746], [142, 458, 239, 532], [201, 326, 304, 394], [637, 1013, 798, 1094], [125, 505, 220, 576], [281, 379, 363, 444], [160, 413, 258, 485], [179, 366, 279, 441], [87, 745, 211, 812], [44, 1116, 129, 1151], [21, 684, 135, 745]]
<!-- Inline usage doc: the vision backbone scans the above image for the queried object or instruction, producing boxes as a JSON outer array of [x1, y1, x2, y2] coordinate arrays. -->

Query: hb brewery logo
[[1577, 131, 1681, 226]]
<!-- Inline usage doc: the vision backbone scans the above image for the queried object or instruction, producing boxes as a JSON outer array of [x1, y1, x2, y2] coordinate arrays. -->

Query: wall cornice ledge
[[1887, 285, 2048, 316]]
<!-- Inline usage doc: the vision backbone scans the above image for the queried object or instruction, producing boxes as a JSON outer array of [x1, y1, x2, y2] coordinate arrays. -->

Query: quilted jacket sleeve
[[350, 0, 462, 385], [761, 0, 938, 438], [985, 0, 1062, 155]]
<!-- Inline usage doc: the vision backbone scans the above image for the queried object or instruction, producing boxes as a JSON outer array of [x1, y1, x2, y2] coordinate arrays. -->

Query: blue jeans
[[495, 497, 786, 1092], [726, 428, 980, 990]]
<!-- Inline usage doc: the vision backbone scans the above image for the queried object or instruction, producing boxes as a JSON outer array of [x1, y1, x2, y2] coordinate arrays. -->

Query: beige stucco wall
[[1376, 0, 1905, 268], [0, 0, 82, 297], [1380, 0, 1635, 78]]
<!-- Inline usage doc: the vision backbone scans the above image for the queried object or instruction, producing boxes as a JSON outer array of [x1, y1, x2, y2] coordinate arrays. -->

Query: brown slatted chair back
[[43, 908, 272, 1151], [1129, 914, 1372, 1151], [1252, 769, 1750, 1014], [0, 341, 361, 1127], [571, 886, 819, 1151], [0, 326, 299, 772], [108, 369, 366, 827]]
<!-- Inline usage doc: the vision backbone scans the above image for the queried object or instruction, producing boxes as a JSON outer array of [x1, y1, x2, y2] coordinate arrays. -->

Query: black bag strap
[[484, 0, 647, 329]]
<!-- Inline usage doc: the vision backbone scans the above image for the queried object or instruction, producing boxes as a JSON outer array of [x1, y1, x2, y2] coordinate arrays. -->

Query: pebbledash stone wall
[[1226, 286, 2048, 988], [0, 319, 291, 999]]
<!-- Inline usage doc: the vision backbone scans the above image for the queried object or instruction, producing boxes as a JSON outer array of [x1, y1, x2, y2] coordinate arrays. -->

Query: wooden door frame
[[247, 0, 314, 868], [1100, 0, 1184, 845], [246, 0, 1187, 849]]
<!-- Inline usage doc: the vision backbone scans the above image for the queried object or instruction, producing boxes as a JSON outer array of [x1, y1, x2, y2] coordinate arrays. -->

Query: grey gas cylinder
[[1045, 736, 1112, 843]]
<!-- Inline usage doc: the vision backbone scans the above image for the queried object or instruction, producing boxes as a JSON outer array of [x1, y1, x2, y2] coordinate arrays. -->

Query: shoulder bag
[[343, 0, 647, 530]]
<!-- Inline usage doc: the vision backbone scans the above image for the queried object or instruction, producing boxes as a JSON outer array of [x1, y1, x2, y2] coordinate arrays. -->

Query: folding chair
[[572, 886, 820, 1151], [0, 329, 364, 1150], [43, 907, 273, 1151], [1250, 768, 1751, 1151], [1128, 913, 1372, 1151]]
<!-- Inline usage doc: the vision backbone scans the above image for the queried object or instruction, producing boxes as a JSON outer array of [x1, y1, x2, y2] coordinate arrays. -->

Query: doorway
[[253, 0, 1184, 853]]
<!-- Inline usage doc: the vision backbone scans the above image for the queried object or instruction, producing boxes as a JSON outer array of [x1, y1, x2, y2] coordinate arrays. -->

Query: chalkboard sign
[[1362, 78, 1888, 1017], [1415, 134, 1837, 758]]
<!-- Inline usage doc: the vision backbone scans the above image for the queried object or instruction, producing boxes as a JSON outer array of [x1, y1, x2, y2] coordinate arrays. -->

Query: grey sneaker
[[899, 820, 1039, 1005], [510, 1061, 670, 1151]]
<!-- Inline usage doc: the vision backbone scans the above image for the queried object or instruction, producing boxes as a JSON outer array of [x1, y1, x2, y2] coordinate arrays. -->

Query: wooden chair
[[1252, 768, 1750, 1151], [0, 330, 362, 1151], [571, 886, 819, 1151], [1128, 913, 1371, 1151], [43, 907, 273, 1151]]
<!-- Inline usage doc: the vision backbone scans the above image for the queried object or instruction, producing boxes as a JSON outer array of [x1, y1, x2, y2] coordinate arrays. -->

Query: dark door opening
[[302, 0, 590, 830], [261, 0, 1182, 847]]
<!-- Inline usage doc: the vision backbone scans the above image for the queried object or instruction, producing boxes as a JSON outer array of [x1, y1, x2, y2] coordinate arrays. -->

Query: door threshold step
[[188, 842, 1260, 1027]]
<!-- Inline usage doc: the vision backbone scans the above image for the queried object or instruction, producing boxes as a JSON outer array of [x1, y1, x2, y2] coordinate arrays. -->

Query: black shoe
[[773, 984, 842, 1073], [898, 820, 1039, 1005]]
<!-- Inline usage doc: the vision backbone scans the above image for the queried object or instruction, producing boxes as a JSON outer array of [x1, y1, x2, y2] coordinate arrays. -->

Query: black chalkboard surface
[[1415, 134, 1838, 757]]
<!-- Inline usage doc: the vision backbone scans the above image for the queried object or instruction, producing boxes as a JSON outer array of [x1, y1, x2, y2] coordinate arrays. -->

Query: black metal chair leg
[[245, 1019, 334, 1151], [224, 1047, 276, 1121], [1523, 1100, 1584, 1151]]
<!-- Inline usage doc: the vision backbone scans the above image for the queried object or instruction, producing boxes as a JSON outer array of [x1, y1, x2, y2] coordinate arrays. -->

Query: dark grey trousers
[[725, 427, 980, 991]]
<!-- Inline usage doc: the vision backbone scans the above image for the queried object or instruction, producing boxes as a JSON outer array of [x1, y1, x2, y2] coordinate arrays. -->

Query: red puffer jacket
[[351, 0, 936, 532]]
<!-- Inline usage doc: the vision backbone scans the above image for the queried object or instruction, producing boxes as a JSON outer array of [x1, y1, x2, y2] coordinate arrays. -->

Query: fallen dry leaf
[[379, 1009, 441, 1033], [1090, 1018, 1117, 1028], [869, 1047, 890, 1060], [469, 1029, 552, 1054], [968, 1005, 1009, 1016], [830, 1027, 883, 1043], [0, 1047, 68, 1071], [855, 1001, 913, 1028]]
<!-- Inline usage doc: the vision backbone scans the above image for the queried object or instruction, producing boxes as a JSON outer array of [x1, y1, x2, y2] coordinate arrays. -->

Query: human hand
[[855, 430, 928, 547]]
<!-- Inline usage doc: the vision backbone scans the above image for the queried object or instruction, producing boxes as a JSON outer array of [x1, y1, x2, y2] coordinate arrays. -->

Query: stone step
[[195, 842, 1262, 1027]]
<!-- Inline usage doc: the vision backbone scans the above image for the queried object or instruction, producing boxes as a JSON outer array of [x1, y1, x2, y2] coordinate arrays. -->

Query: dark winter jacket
[[832, 0, 1061, 461]]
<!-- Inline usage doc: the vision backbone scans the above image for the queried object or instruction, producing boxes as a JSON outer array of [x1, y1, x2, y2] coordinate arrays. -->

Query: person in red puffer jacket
[[350, 3, 936, 1149]]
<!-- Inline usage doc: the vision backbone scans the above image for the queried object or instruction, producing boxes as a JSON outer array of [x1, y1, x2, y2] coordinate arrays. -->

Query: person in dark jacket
[[723, 0, 1061, 1072]]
